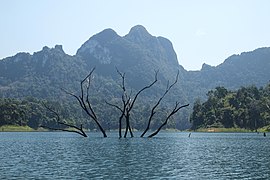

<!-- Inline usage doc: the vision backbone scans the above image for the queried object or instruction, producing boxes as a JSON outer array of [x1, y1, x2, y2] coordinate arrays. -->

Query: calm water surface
[[0, 132, 269, 179]]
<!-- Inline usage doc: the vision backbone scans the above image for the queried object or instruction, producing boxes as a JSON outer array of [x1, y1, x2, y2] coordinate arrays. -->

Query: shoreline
[[1, 125, 269, 133], [193, 127, 269, 133]]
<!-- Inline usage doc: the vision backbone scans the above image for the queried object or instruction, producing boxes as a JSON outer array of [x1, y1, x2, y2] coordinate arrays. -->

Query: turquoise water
[[0, 132, 269, 179]]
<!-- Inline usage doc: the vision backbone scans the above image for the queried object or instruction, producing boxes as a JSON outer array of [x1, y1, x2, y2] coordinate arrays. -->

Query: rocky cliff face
[[76, 28, 120, 65], [0, 25, 270, 101], [75, 25, 183, 90]]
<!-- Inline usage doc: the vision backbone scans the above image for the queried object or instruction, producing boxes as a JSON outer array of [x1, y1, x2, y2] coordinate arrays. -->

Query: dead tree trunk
[[148, 103, 189, 138], [41, 103, 87, 137], [107, 68, 158, 138], [105, 94, 128, 138], [113, 68, 134, 138], [123, 70, 158, 137], [62, 68, 107, 137], [124, 111, 133, 138], [105, 69, 130, 138], [141, 70, 179, 137]]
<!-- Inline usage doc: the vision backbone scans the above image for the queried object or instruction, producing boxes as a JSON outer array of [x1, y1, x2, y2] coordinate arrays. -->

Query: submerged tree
[[107, 68, 189, 138], [148, 103, 189, 138], [62, 68, 107, 137], [106, 68, 158, 138], [141, 70, 180, 137], [41, 67, 189, 138], [41, 103, 87, 137]]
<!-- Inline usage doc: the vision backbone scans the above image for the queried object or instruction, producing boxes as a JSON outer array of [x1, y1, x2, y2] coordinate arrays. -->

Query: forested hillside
[[0, 25, 270, 130], [190, 83, 270, 130]]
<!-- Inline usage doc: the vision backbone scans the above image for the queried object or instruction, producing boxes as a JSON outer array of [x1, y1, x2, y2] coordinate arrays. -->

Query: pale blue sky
[[1, 0, 270, 70]]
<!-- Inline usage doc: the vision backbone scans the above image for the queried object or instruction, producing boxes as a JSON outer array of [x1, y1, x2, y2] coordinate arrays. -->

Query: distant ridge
[[1, 25, 269, 97], [0, 25, 270, 129]]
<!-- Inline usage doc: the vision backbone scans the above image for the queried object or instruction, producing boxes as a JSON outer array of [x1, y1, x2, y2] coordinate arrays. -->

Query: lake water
[[0, 132, 269, 179]]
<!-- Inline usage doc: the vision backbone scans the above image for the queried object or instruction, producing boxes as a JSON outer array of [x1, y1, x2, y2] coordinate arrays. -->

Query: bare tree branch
[[141, 70, 179, 137], [116, 67, 126, 92], [105, 100, 125, 138], [105, 101, 123, 112], [42, 102, 60, 122], [61, 88, 85, 110], [123, 69, 158, 138], [129, 70, 158, 110], [105, 94, 130, 138], [40, 125, 87, 137], [41, 103, 87, 137], [148, 103, 189, 138], [61, 68, 107, 138]]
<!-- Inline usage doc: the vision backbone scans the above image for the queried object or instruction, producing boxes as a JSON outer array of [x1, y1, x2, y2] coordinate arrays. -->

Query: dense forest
[[0, 97, 85, 129], [190, 83, 270, 131], [2, 83, 270, 132], [0, 96, 182, 131]]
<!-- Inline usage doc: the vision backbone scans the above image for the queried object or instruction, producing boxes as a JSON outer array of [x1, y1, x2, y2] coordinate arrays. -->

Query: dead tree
[[41, 103, 87, 137], [141, 70, 179, 137], [106, 69, 133, 138], [148, 103, 189, 138], [106, 94, 128, 138], [107, 68, 158, 138], [62, 68, 107, 137], [105, 69, 129, 138]]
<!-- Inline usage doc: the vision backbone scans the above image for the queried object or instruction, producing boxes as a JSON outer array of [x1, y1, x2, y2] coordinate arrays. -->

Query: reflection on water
[[0, 132, 269, 179]]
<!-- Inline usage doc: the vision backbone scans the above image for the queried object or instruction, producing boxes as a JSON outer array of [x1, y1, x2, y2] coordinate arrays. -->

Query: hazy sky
[[1, 0, 270, 70]]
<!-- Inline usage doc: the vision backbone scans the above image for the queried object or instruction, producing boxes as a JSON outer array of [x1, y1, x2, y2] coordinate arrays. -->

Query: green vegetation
[[258, 125, 270, 132], [0, 97, 89, 130], [190, 84, 270, 131], [0, 125, 34, 132], [0, 96, 179, 131], [194, 127, 253, 133]]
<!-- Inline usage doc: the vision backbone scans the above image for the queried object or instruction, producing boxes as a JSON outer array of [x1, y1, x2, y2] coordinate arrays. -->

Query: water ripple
[[0, 132, 270, 179]]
